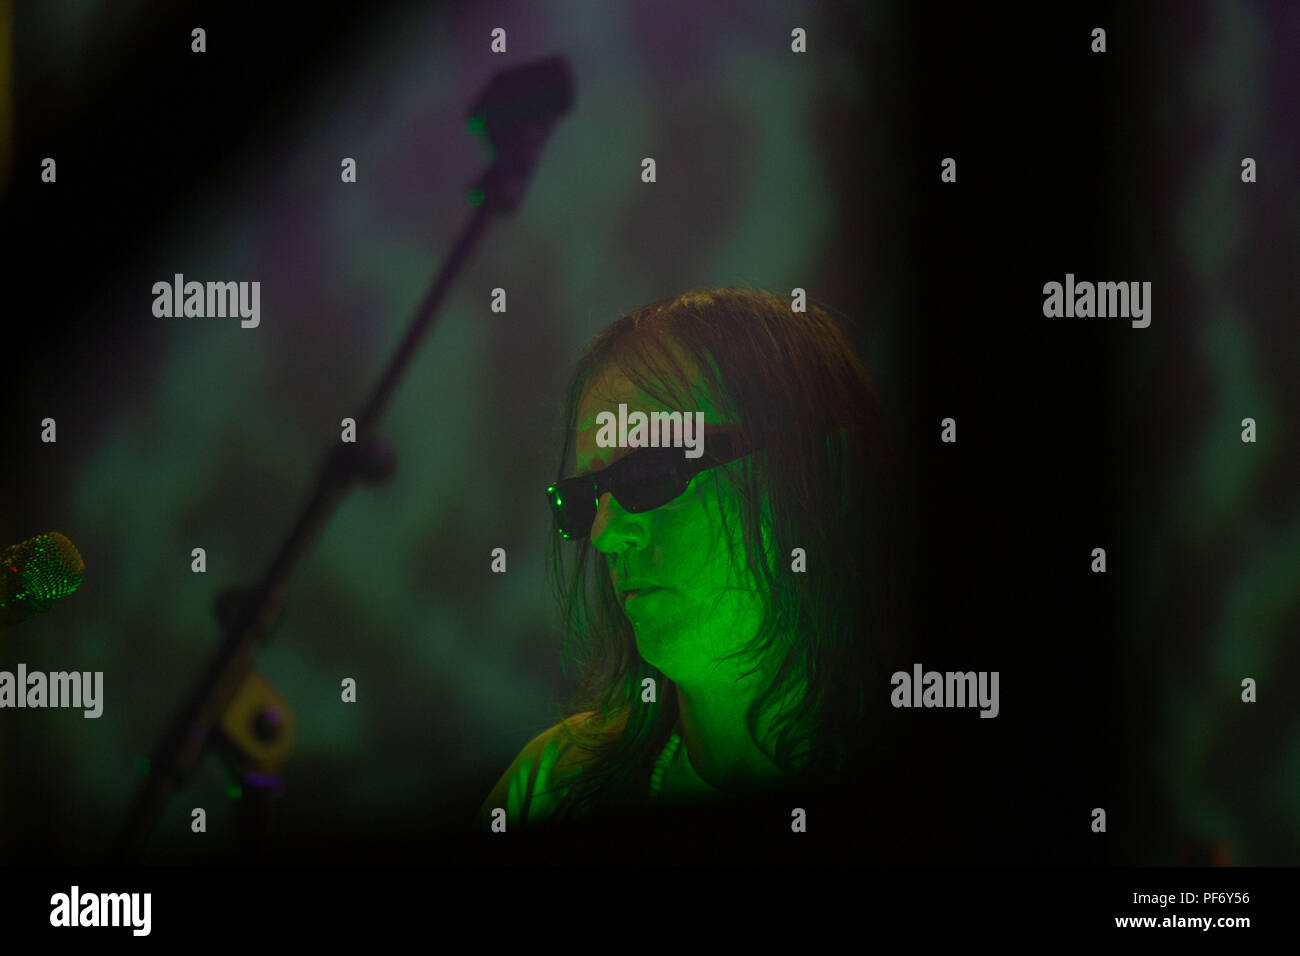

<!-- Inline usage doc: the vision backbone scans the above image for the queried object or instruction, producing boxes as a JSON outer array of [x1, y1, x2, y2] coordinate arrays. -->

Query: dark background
[[2, 0, 1296, 867]]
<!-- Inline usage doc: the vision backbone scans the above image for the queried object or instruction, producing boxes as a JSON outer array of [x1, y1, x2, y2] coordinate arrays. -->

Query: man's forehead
[[573, 367, 723, 472], [575, 368, 651, 432], [575, 376, 656, 474], [576, 374, 723, 429]]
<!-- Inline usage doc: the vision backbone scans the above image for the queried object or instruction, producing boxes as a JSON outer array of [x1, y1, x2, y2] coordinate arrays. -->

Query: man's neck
[[673, 669, 790, 792]]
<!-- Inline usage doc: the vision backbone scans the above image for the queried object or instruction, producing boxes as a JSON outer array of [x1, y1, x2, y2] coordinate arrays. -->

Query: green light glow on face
[[575, 365, 784, 704]]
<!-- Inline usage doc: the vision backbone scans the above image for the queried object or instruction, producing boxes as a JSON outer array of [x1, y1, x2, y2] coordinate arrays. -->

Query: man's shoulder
[[476, 708, 629, 828], [534, 708, 629, 767], [493, 707, 631, 782]]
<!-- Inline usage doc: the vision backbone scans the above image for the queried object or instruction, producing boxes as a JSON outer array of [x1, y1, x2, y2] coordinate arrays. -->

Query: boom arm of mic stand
[[111, 200, 489, 863], [113, 53, 573, 860]]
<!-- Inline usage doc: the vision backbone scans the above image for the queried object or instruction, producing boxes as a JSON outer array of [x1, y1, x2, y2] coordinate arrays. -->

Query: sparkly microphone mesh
[[1, 532, 85, 622]]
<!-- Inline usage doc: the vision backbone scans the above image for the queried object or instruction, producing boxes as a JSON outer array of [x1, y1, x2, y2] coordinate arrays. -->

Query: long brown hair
[[544, 287, 898, 822]]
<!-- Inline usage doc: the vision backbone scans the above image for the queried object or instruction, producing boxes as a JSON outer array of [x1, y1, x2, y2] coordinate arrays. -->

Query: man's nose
[[590, 491, 643, 549]]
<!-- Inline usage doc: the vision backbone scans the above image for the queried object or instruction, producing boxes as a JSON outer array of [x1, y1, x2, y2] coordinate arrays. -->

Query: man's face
[[573, 362, 766, 682]]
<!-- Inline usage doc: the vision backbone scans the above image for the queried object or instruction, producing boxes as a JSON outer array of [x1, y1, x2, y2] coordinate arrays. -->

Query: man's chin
[[632, 629, 680, 675]]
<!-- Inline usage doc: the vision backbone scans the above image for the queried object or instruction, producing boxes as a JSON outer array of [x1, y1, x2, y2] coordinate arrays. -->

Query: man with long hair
[[477, 287, 897, 834]]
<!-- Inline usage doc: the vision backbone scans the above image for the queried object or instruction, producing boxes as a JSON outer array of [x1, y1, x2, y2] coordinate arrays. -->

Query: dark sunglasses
[[546, 430, 754, 539]]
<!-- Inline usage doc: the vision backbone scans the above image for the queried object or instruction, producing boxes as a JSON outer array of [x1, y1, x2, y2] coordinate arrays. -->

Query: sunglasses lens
[[548, 437, 749, 539], [614, 452, 687, 512], [548, 481, 594, 539]]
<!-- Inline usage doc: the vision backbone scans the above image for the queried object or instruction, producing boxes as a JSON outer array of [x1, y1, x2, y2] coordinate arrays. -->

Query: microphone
[[1, 532, 85, 628]]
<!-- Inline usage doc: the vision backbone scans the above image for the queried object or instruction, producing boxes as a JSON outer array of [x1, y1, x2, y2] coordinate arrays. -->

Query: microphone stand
[[112, 56, 574, 863]]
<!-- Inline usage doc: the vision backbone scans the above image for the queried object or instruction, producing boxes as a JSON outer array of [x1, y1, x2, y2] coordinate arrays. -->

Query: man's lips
[[620, 587, 663, 603]]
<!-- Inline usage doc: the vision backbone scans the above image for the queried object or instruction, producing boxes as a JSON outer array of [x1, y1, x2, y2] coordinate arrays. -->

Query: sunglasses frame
[[546, 428, 753, 539]]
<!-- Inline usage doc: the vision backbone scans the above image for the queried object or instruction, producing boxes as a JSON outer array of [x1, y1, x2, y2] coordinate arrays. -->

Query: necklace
[[647, 732, 682, 800]]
